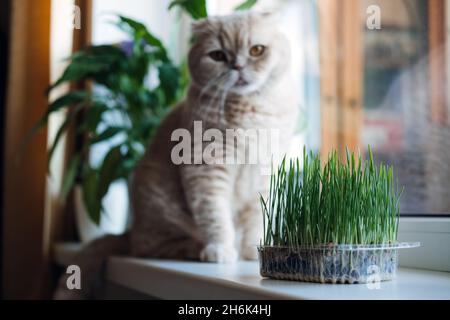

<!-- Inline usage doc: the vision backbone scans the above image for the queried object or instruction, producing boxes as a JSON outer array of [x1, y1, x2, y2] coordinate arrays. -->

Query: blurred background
[[1, 0, 449, 299]]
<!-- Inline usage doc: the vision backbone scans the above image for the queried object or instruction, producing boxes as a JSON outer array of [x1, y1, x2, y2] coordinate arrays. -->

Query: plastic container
[[258, 242, 420, 284]]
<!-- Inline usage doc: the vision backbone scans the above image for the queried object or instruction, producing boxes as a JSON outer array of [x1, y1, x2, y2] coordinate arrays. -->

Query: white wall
[[92, 0, 186, 62]]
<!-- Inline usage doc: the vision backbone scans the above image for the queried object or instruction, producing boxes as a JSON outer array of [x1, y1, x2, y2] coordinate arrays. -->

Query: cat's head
[[188, 12, 290, 95]]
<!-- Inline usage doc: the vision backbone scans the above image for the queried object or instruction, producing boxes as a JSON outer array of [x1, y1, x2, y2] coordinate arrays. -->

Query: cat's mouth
[[235, 76, 249, 87]]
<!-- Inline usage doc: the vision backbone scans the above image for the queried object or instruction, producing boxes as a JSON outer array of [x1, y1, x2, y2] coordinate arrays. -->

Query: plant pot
[[258, 243, 420, 284], [74, 180, 129, 243]]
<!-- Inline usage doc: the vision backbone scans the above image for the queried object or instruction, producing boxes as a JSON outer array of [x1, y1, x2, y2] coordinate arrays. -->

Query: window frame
[[398, 217, 450, 272]]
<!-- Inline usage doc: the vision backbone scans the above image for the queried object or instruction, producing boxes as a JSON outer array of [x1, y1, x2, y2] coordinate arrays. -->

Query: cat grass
[[260, 146, 402, 248]]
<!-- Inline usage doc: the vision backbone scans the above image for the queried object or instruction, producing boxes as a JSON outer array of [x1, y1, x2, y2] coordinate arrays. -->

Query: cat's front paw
[[241, 245, 259, 260], [200, 243, 238, 263]]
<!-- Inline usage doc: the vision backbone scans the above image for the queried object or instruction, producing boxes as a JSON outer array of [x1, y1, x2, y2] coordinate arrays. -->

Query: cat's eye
[[249, 45, 266, 57], [209, 50, 227, 62]]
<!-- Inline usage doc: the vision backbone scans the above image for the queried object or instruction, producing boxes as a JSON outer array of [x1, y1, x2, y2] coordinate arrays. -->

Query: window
[[361, 0, 450, 215], [309, 0, 450, 216]]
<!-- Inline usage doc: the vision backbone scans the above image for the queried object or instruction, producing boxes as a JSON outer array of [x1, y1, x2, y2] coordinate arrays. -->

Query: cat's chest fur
[[222, 99, 295, 214], [233, 164, 262, 207]]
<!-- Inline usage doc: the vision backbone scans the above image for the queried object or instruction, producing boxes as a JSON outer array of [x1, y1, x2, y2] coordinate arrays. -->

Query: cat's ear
[[191, 18, 213, 37]]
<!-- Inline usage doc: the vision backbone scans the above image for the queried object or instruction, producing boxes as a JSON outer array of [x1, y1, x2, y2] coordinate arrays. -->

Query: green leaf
[[24, 92, 89, 154], [47, 120, 71, 170], [48, 45, 126, 93], [139, 116, 163, 137], [168, 0, 207, 20], [69, 45, 126, 62], [91, 127, 126, 145], [61, 155, 81, 199], [40, 91, 88, 126], [82, 168, 101, 225], [47, 104, 84, 168], [77, 102, 108, 133], [234, 0, 258, 11], [158, 63, 180, 105], [118, 74, 138, 95], [117, 16, 169, 62], [97, 146, 122, 198], [115, 151, 138, 179]]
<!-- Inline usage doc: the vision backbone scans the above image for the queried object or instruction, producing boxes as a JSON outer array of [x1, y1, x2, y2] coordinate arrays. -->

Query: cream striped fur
[[131, 11, 298, 262]]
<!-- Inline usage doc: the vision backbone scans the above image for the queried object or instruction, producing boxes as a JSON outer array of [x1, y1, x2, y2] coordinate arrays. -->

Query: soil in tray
[[258, 247, 398, 284]]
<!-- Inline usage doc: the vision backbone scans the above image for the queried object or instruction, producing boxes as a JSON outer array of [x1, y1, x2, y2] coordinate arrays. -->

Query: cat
[[54, 11, 298, 299]]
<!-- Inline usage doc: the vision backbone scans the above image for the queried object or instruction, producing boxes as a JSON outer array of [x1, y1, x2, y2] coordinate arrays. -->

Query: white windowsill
[[54, 243, 450, 300]]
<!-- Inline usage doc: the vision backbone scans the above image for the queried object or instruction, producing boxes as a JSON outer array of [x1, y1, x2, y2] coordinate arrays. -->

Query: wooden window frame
[[318, 0, 364, 159], [429, 0, 448, 125], [1, 0, 92, 299]]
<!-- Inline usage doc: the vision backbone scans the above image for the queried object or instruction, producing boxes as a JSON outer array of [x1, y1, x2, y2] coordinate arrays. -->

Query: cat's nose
[[231, 63, 244, 71]]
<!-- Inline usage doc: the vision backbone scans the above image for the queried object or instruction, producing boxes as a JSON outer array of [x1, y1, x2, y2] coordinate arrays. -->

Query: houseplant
[[35, 16, 184, 232], [259, 147, 419, 284]]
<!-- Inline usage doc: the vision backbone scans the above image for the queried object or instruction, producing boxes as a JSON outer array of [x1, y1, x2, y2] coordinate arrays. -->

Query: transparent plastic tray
[[258, 242, 420, 284]]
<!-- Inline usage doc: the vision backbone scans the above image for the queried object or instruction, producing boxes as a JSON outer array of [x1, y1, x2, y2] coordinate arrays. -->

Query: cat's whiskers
[[199, 73, 231, 124], [195, 72, 228, 121], [217, 80, 235, 125], [210, 75, 235, 125]]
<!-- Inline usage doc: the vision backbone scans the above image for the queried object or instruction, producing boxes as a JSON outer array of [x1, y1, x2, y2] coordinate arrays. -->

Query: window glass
[[361, 0, 450, 214]]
